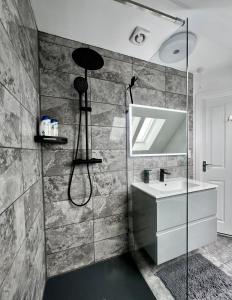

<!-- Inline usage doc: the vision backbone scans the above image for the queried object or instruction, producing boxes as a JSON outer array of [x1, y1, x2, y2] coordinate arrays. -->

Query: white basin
[[150, 179, 199, 193]]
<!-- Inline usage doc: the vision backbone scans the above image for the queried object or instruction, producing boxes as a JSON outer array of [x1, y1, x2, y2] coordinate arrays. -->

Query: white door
[[196, 95, 232, 235]]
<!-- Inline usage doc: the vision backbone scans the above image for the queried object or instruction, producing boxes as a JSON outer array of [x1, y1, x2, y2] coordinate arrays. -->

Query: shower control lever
[[73, 158, 102, 165], [80, 106, 92, 112]]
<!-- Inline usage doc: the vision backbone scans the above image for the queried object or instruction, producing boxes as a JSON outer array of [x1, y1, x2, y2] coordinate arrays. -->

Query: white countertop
[[131, 177, 217, 199]]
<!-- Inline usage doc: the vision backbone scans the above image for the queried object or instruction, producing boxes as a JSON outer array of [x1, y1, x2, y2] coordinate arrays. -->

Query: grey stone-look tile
[[143, 156, 167, 170], [166, 92, 187, 110], [43, 150, 91, 176], [95, 234, 128, 262], [166, 73, 193, 96], [16, 0, 37, 30], [0, 0, 37, 88], [46, 220, 93, 254], [89, 45, 132, 64], [93, 193, 127, 219], [39, 31, 84, 49], [44, 174, 94, 202], [91, 150, 127, 173], [0, 148, 23, 214], [22, 149, 41, 191], [41, 96, 76, 125], [39, 40, 84, 75], [90, 78, 125, 106], [0, 22, 21, 101], [20, 67, 39, 117], [94, 171, 127, 196], [0, 242, 28, 300], [40, 69, 79, 99], [24, 179, 43, 232], [45, 198, 93, 228], [91, 102, 126, 127], [26, 210, 44, 271], [91, 56, 132, 84], [166, 67, 187, 78], [47, 243, 94, 277], [133, 87, 165, 107], [21, 107, 37, 149], [92, 126, 126, 150], [133, 64, 165, 91], [94, 214, 128, 242], [133, 58, 165, 72], [0, 205, 16, 287], [0, 85, 21, 147]]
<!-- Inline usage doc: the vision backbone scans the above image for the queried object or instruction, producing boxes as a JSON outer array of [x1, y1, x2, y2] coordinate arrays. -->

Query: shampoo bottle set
[[40, 115, 59, 136]]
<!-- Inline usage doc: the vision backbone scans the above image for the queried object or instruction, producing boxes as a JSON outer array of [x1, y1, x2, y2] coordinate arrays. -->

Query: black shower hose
[[68, 103, 93, 207]]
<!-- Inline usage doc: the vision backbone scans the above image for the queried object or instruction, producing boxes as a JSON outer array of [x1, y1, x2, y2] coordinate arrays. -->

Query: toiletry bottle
[[144, 169, 152, 183], [40, 115, 51, 136], [50, 119, 59, 136]]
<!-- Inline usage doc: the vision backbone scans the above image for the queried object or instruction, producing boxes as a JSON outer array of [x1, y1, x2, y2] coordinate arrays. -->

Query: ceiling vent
[[129, 26, 150, 46]]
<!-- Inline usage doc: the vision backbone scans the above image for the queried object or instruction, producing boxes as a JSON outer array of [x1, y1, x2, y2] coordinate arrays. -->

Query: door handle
[[202, 161, 219, 172]]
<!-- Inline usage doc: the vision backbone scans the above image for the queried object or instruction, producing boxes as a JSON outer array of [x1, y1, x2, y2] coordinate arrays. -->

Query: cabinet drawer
[[156, 189, 217, 231], [156, 217, 217, 265]]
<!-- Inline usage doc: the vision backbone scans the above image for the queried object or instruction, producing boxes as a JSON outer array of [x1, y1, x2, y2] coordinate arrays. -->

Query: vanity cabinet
[[132, 186, 217, 265]]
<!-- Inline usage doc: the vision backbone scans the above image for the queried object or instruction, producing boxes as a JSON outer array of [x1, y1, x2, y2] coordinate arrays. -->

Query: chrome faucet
[[159, 169, 171, 182]]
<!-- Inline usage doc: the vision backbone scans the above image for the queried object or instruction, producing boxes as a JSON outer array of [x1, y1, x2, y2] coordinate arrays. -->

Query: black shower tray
[[34, 136, 68, 144]]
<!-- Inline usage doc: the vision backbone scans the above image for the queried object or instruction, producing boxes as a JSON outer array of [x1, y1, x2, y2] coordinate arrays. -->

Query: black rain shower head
[[72, 48, 104, 71], [74, 77, 88, 95]]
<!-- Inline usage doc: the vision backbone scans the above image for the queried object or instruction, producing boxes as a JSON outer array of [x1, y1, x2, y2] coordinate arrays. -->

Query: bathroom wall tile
[[94, 214, 128, 242], [44, 174, 94, 202], [46, 220, 93, 254], [21, 107, 37, 149], [91, 150, 127, 173], [0, 242, 28, 300], [92, 126, 126, 150], [133, 57, 165, 72], [89, 45, 132, 64], [0, 85, 21, 148], [39, 40, 85, 75], [20, 65, 39, 116], [90, 78, 125, 106], [0, 22, 21, 101], [16, 0, 37, 30], [91, 102, 126, 127], [133, 87, 165, 107], [40, 69, 79, 99], [133, 64, 165, 91], [166, 67, 187, 78], [41, 96, 76, 125], [0, 148, 23, 214], [0, 0, 37, 88], [22, 149, 41, 191], [45, 198, 93, 228], [91, 56, 132, 84], [143, 156, 167, 170], [23, 179, 43, 233], [39, 31, 84, 49], [26, 210, 44, 270], [165, 92, 187, 110], [47, 243, 94, 277], [93, 193, 127, 219], [0, 205, 17, 287], [166, 73, 193, 96], [94, 171, 127, 196], [95, 234, 128, 262]]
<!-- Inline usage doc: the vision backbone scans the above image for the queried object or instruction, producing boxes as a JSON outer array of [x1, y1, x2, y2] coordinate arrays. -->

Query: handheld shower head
[[74, 77, 88, 96]]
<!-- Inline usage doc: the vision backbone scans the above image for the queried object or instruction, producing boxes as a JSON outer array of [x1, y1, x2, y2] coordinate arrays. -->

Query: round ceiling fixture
[[159, 31, 197, 63]]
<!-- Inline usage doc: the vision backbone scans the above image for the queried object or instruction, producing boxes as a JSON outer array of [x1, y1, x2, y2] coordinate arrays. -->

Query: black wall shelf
[[34, 136, 68, 144]]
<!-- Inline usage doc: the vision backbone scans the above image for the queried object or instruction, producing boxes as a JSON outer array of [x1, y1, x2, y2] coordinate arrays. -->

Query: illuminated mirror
[[129, 104, 187, 156]]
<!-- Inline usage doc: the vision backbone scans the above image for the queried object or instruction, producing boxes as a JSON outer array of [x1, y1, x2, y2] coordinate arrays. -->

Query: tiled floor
[[134, 234, 232, 300]]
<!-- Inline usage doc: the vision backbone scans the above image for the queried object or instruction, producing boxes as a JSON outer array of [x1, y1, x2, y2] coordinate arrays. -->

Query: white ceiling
[[31, 0, 232, 74]]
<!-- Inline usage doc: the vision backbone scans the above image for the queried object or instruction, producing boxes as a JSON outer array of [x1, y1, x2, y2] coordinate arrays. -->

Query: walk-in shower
[[68, 48, 104, 206]]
